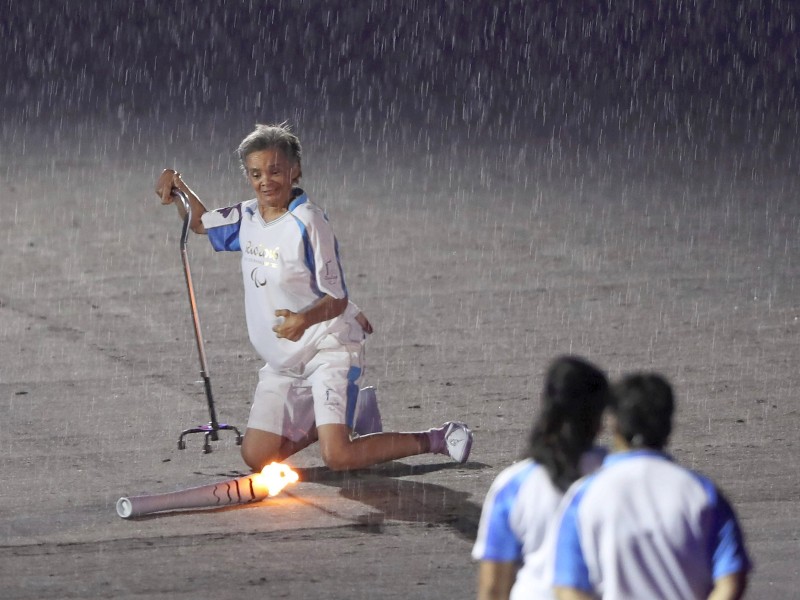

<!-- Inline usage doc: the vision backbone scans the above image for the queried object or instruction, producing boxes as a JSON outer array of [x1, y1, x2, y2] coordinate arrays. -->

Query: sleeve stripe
[[554, 482, 593, 591], [202, 204, 242, 252]]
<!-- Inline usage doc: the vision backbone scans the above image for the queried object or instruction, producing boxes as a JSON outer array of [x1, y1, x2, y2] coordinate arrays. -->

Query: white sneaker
[[442, 421, 473, 464], [352, 386, 383, 436]]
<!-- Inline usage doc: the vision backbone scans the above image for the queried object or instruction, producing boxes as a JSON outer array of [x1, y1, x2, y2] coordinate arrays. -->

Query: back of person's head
[[610, 373, 674, 450], [528, 355, 609, 492], [237, 122, 302, 179]]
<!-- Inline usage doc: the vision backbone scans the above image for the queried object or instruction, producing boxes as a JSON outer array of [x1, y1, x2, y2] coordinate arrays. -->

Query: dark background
[[4, 0, 798, 154]]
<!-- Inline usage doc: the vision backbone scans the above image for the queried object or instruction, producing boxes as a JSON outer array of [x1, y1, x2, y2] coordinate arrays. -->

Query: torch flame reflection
[[252, 462, 299, 497]]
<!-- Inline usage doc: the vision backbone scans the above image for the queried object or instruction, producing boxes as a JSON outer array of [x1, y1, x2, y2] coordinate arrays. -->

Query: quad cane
[[173, 188, 243, 453]]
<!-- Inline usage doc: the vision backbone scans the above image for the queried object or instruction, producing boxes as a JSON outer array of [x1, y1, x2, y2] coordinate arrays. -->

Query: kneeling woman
[[155, 123, 473, 471]]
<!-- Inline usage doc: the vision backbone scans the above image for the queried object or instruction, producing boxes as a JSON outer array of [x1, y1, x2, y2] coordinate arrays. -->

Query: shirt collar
[[243, 188, 307, 215]]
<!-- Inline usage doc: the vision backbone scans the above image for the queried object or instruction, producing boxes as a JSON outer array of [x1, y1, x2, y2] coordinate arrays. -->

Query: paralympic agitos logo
[[250, 267, 268, 288], [245, 241, 279, 287]]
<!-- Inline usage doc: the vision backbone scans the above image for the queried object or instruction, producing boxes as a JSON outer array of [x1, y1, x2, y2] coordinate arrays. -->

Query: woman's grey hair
[[236, 123, 302, 180]]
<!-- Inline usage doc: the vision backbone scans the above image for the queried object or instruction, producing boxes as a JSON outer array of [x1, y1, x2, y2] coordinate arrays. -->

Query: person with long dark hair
[[553, 373, 751, 600], [472, 355, 609, 600]]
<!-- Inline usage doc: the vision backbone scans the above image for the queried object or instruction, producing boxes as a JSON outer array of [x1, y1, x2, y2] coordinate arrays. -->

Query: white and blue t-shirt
[[554, 449, 752, 600], [472, 449, 606, 600], [201, 190, 358, 370]]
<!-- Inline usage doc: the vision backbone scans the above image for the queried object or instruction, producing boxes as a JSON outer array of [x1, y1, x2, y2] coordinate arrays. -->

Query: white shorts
[[247, 334, 365, 441]]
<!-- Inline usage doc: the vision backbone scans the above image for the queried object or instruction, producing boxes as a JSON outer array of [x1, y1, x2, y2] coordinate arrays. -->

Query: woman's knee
[[240, 449, 258, 471], [321, 449, 351, 471], [241, 443, 269, 471], [240, 430, 282, 471], [317, 424, 360, 471], [320, 439, 357, 471]]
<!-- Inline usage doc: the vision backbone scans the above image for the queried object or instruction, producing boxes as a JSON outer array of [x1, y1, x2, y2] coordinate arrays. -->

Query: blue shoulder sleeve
[[553, 484, 593, 592], [707, 485, 752, 580], [201, 204, 243, 252], [478, 475, 527, 561]]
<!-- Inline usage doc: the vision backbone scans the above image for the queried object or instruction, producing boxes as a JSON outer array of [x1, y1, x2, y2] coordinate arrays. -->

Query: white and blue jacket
[[554, 450, 752, 599], [202, 190, 360, 370]]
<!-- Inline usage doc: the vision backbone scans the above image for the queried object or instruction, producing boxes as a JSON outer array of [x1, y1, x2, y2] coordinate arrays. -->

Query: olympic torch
[[116, 462, 299, 518]]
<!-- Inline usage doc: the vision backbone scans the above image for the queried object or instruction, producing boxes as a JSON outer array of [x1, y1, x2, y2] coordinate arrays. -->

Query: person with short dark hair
[[472, 356, 609, 600], [553, 373, 751, 600], [154, 123, 473, 471]]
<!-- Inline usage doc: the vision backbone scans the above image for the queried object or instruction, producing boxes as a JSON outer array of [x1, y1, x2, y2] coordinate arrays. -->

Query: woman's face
[[245, 148, 298, 210]]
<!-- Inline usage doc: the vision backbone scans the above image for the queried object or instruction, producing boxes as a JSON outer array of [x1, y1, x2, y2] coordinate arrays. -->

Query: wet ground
[[1, 112, 798, 598], [2, 3, 799, 598]]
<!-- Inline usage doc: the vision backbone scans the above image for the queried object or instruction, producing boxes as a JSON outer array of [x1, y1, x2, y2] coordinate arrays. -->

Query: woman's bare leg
[[316, 424, 429, 471], [241, 427, 318, 471]]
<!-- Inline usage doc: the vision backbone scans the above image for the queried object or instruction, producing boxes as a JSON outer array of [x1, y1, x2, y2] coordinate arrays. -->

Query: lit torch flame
[[252, 462, 299, 497]]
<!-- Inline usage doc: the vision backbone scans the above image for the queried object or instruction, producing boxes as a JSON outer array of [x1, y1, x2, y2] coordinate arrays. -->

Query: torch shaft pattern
[[117, 474, 266, 518]]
